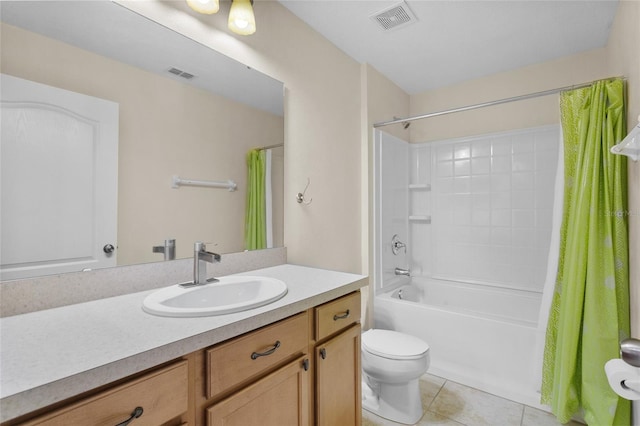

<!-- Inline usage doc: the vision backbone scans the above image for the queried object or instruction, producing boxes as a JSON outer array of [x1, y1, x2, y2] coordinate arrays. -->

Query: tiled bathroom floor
[[361, 374, 584, 426]]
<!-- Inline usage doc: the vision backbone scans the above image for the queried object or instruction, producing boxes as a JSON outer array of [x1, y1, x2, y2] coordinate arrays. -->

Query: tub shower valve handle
[[391, 234, 406, 255]]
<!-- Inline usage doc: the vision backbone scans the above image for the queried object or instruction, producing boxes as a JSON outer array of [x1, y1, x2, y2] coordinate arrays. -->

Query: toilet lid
[[362, 329, 429, 360]]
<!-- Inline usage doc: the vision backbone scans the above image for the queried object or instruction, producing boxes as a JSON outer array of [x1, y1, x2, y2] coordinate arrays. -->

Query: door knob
[[103, 244, 115, 254]]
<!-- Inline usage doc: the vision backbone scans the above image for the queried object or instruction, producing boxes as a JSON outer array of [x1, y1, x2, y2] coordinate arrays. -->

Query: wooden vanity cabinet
[[313, 292, 362, 426], [18, 360, 190, 426], [198, 312, 311, 426], [202, 291, 362, 426], [205, 312, 309, 400], [6, 291, 362, 426]]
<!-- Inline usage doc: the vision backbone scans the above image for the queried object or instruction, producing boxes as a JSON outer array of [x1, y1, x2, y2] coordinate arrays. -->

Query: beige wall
[[607, 0, 640, 335], [409, 48, 609, 143], [0, 22, 284, 265]]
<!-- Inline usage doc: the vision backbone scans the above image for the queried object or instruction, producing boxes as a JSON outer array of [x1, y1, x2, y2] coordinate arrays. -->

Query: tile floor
[[362, 374, 584, 426]]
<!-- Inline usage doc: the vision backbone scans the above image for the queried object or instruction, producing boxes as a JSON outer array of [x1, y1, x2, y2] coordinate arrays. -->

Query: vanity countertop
[[0, 263, 367, 422]]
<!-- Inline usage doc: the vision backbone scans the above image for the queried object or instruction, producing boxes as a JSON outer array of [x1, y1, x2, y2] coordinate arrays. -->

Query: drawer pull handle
[[333, 309, 350, 321], [251, 340, 281, 360], [115, 406, 143, 426]]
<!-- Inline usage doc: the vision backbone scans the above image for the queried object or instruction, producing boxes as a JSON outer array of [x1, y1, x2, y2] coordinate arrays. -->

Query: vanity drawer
[[206, 312, 308, 399], [315, 291, 360, 341], [23, 360, 188, 426]]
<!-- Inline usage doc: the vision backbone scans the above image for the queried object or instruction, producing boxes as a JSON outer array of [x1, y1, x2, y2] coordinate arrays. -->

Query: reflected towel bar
[[172, 175, 237, 191]]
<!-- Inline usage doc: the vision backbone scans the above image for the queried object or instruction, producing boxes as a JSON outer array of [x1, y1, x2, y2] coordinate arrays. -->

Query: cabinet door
[[207, 356, 310, 426], [315, 324, 361, 426]]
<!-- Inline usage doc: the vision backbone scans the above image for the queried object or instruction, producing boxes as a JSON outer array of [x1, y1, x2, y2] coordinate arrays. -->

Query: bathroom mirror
[[0, 1, 284, 280]]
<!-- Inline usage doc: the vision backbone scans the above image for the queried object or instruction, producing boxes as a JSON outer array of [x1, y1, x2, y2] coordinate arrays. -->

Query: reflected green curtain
[[244, 148, 266, 250], [541, 78, 630, 425]]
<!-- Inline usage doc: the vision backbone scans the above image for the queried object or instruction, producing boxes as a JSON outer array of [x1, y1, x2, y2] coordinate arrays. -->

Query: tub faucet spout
[[395, 267, 411, 276]]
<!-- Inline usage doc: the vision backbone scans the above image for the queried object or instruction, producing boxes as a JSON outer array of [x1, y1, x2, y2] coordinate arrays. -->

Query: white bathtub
[[374, 277, 544, 408]]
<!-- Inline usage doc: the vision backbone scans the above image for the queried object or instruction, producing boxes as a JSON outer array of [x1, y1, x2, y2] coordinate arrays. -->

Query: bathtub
[[374, 277, 544, 408]]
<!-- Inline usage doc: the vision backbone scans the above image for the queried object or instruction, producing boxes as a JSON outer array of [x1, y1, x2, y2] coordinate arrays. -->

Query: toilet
[[361, 329, 430, 424]]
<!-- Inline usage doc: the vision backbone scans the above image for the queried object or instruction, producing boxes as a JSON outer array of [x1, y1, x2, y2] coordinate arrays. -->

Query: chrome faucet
[[395, 267, 411, 276], [152, 238, 176, 261], [183, 242, 220, 287]]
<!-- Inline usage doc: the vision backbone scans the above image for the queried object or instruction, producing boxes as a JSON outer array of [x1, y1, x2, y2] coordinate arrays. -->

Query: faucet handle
[[391, 234, 407, 255]]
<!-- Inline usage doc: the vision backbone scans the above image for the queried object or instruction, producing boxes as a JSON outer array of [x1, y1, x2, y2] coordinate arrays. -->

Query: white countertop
[[0, 264, 367, 422]]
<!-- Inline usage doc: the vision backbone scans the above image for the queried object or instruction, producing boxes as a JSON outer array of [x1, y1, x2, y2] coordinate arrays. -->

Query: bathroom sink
[[142, 276, 287, 317]]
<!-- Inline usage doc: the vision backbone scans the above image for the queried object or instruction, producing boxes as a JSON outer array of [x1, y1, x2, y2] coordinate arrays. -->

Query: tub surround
[[0, 261, 367, 422]]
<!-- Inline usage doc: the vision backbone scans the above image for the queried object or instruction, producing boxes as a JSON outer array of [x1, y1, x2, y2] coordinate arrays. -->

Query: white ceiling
[[279, 0, 620, 94]]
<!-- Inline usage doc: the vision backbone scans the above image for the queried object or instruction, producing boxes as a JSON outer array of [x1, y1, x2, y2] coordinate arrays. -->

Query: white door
[[1, 74, 119, 280]]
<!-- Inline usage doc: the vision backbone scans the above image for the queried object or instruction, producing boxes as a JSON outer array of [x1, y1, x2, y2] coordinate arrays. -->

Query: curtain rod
[[257, 143, 284, 150], [373, 76, 626, 128]]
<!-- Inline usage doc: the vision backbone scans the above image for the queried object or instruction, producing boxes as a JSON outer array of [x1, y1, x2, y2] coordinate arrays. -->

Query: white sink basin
[[142, 276, 288, 317]]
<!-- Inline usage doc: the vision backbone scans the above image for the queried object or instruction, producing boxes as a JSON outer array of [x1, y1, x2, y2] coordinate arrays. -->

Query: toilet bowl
[[361, 329, 430, 425]]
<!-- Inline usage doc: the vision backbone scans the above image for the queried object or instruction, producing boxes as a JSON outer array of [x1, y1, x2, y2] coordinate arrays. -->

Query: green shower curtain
[[541, 78, 630, 425], [244, 148, 266, 250]]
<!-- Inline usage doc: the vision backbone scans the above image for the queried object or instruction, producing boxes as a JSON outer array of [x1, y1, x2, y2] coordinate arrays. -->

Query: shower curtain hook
[[296, 178, 312, 205]]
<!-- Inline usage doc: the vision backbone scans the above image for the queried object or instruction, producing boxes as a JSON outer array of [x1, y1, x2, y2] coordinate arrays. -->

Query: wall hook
[[296, 178, 313, 205]]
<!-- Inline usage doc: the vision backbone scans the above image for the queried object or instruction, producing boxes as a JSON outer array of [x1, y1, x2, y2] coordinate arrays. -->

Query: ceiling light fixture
[[228, 0, 256, 36], [185, 0, 255, 36], [186, 0, 219, 15]]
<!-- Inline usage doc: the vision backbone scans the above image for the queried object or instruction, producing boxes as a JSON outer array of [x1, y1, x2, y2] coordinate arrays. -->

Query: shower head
[[393, 116, 411, 129]]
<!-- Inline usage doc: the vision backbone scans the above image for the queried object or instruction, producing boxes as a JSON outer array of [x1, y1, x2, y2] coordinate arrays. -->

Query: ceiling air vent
[[167, 67, 195, 80], [370, 1, 417, 32]]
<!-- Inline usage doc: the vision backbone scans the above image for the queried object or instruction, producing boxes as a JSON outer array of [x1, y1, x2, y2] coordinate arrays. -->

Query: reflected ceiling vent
[[167, 67, 195, 80], [370, 1, 417, 32]]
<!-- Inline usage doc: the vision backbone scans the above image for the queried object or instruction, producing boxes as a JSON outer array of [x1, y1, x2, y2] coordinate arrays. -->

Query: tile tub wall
[[423, 125, 560, 292]]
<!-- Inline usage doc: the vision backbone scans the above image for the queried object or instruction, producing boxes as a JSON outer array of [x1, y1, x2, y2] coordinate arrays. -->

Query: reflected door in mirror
[[0, 74, 119, 280]]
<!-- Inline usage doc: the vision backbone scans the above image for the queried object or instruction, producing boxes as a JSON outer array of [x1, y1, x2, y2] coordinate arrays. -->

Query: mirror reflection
[[0, 1, 284, 280]]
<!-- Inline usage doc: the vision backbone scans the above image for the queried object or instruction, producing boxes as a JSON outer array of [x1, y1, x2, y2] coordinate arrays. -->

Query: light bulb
[[186, 0, 219, 15], [234, 19, 249, 29]]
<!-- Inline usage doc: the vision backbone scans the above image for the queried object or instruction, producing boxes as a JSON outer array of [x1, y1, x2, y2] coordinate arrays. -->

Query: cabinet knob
[[320, 348, 327, 359], [115, 406, 143, 426], [303, 358, 310, 371]]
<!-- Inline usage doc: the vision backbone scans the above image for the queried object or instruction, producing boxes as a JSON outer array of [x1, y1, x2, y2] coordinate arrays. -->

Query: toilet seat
[[362, 329, 429, 360]]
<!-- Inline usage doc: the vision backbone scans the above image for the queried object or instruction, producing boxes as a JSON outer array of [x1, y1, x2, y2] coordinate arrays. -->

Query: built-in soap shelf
[[409, 183, 430, 224], [409, 215, 431, 223], [409, 183, 431, 190]]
